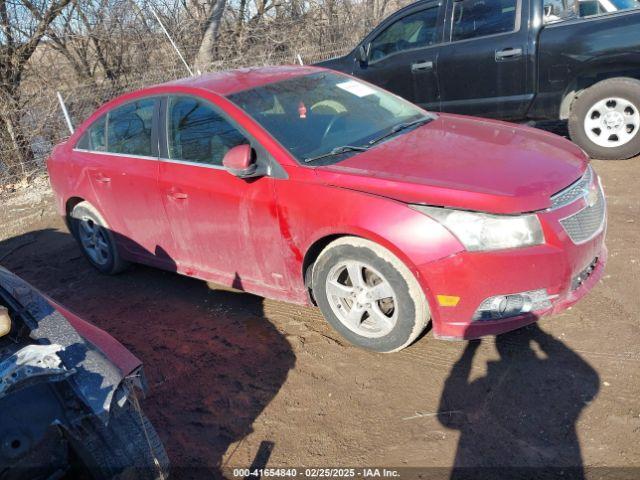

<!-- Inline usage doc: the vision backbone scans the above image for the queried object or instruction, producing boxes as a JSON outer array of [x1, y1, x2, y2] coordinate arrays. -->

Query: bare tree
[[187, 0, 228, 70], [48, 0, 159, 86], [0, 0, 408, 189], [365, 0, 391, 27], [0, 0, 71, 179]]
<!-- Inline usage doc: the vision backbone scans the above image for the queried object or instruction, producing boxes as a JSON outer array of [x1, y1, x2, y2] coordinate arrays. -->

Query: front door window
[[167, 96, 248, 166], [369, 7, 441, 62]]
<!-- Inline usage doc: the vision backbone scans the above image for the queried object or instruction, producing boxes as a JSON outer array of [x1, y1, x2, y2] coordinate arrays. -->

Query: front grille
[[550, 166, 593, 210], [559, 183, 606, 243]]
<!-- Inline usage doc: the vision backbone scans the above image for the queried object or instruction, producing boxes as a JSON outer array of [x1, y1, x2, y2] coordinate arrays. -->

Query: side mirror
[[355, 44, 369, 65], [222, 144, 257, 178]]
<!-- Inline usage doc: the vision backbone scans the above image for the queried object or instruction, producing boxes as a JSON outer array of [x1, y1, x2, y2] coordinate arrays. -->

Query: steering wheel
[[322, 114, 347, 141]]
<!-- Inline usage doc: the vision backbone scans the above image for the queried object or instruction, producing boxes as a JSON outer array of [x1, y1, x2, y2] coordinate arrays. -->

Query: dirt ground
[[0, 157, 639, 479]]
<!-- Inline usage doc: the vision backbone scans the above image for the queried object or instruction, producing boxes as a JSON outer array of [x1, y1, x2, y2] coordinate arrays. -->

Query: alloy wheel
[[325, 260, 398, 338], [77, 217, 112, 266]]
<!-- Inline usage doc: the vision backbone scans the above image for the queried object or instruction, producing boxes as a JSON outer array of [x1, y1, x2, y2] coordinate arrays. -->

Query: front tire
[[312, 237, 429, 353], [569, 77, 640, 160], [70, 201, 129, 274]]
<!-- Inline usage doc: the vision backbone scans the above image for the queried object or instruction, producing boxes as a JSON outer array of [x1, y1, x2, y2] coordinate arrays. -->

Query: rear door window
[[167, 96, 248, 166], [451, 0, 518, 41], [369, 7, 441, 62], [77, 115, 107, 151], [107, 98, 157, 156]]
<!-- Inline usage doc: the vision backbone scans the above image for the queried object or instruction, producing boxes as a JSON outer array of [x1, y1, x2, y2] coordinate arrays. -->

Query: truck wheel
[[70, 201, 129, 274], [312, 237, 429, 353], [69, 399, 169, 480], [569, 77, 640, 160]]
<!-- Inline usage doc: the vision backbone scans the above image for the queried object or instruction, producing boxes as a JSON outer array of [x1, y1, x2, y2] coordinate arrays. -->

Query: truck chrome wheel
[[584, 97, 640, 148], [77, 217, 112, 266], [325, 260, 398, 338]]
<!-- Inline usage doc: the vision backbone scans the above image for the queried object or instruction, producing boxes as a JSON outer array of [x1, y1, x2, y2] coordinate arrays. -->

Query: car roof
[[156, 65, 326, 96]]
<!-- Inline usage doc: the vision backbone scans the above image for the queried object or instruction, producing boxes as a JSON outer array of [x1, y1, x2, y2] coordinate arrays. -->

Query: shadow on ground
[[1, 226, 607, 478], [438, 323, 599, 480], [0, 228, 296, 479]]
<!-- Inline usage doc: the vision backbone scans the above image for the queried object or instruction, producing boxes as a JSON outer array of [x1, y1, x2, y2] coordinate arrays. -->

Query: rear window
[[544, 0, 639, 23]]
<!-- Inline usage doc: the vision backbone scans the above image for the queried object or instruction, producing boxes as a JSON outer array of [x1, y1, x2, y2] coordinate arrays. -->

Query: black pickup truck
[[319, 0, 640, 159]]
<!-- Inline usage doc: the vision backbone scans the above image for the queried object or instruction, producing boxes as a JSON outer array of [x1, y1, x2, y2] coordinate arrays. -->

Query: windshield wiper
[[368, 116, 433, 147], [302, 115, 433, 163], [303, 145, 369, 163]]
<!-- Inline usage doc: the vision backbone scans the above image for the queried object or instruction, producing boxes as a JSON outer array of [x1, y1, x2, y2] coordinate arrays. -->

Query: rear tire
[[569, 77, 640, 160], [69, 399, 169, 480], [312, 237, 429, 353], [70, 201, 129, 274]]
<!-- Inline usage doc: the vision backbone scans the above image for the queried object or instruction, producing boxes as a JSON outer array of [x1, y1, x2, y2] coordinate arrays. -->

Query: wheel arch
[[65, 197, 115, 235], [302, 234, 348, 304], [561, 66, 640, 119], [300, 228, 430, 306], [65, 196, 86, 231]]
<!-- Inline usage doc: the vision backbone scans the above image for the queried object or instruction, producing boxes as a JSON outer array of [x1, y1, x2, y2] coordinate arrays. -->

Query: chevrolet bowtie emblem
[[586, 184, 598, 208]]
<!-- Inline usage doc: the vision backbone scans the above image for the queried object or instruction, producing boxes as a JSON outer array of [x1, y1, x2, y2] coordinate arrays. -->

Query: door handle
[[411, 61, 434, 72], [495, 47, 523, 61], [168, 190, 188, 200], [94, 174, 111, 184]]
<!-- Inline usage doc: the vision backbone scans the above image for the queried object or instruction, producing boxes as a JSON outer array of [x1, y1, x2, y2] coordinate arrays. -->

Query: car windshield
[[226, 72, 429, 165]]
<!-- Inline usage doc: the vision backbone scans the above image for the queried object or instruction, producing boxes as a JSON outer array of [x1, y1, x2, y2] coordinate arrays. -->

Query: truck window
[[544, 0, 639, 23], [579, 0, 603, 16], [543, 0, 579, 22], [369, 7, 440, 62], [590, 0, 640, 14], [451, 0, 518, 41]]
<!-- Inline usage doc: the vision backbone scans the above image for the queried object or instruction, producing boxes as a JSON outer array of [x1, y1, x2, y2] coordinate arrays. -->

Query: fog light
[[0, 306, 10, 337], [472, 289, 553, 322]]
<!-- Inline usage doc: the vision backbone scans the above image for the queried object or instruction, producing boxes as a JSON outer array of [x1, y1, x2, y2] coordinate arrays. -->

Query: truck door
[[352, 2, 446, 111], [436, 0, 532, 119]]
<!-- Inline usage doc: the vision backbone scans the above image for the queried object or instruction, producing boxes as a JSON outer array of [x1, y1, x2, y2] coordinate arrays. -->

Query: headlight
[[410, 205, 544, 251]]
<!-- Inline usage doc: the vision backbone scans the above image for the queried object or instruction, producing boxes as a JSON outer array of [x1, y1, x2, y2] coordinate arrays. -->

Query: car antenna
[[56, 91, 74, 135], [130, 1, 195, 77], [149, 6, 195, 77]]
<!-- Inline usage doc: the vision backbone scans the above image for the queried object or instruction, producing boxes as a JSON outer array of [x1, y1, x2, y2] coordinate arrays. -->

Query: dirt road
[[1, 158, 638, 479]]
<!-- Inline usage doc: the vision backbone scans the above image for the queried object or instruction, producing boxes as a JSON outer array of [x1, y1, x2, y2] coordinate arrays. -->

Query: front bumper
[[416, 183, 607, 340]]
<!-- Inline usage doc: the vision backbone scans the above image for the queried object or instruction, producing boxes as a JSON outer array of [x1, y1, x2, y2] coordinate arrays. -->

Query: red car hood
[[314, 114, 588, 214]]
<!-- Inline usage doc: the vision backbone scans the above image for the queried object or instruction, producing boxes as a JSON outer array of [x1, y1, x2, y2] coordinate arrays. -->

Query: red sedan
[[47, 66, 607, 352]]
